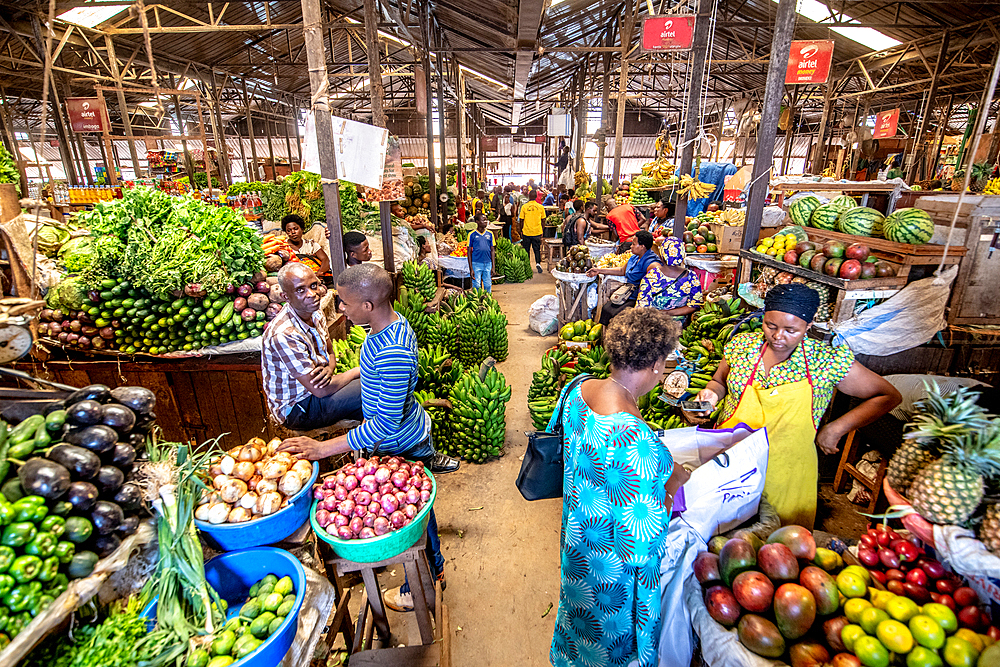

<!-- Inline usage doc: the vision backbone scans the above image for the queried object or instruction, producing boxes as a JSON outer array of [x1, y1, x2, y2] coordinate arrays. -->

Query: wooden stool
[[833, 429, 889, 513], [544, 238, 564, 271], [317, 534, 438, 654]]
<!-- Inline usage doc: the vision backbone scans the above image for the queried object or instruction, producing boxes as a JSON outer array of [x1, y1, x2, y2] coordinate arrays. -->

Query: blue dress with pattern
[[548, 382, 674, 667]]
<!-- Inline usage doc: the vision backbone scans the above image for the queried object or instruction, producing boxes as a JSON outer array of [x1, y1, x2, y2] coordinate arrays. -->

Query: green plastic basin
[[310, 470, 436, 563]]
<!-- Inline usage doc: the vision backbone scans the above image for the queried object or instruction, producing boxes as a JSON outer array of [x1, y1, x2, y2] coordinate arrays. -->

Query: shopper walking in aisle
[[467, 214, 495, 292], [499, 185, 516, 240], [588, 230, 663, 326], [561, 199, 605, 250], [549, 308, 690, 667], [470, 189, 487, 218], [519, 189, 545, 274], [690, 283, 901, 529], [489, 186, 503, 220], [261, 263, 362, 430], [278, 263, 460, 608]]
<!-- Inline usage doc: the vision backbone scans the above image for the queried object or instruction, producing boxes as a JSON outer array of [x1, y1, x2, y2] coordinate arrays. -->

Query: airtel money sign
[[66, 98, 110, 133], [785, 40, 835, 85], [641, 15, 696, 52]]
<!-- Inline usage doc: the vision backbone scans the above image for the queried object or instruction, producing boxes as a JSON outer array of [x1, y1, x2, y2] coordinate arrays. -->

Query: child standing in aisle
[[468, 214, 495, 292]]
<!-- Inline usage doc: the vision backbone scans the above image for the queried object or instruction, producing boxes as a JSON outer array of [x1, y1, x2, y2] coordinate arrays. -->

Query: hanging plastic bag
[[527, 295, 559, 336], [831, 265, 958, 356]]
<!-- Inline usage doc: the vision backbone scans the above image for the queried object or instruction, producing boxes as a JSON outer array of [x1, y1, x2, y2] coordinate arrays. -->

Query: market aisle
[[434, 273, 564, 666]]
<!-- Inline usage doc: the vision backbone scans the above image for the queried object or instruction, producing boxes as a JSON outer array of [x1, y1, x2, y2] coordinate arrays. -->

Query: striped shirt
[[261, 305, 330, 422], [346, 313, 429, 453]]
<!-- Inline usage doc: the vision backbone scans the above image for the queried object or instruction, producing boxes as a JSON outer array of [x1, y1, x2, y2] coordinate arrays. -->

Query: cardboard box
[[707, 223, 782, 254]]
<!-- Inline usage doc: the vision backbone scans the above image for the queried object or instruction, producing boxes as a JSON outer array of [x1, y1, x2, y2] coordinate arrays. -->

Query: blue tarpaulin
[[685, 161, 737, 215]]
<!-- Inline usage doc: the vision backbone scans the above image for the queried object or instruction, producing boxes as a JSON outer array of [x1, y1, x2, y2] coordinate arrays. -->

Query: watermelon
[[871, 215, 885, 238], [883, 208, 934, 245], [830, 195, 857, 212], [810, 203, 843, 231], [837, 207, 885, 237], [789, 196, 821, 227]]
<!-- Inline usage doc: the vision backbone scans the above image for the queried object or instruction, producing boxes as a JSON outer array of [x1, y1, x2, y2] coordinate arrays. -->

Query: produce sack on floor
[[830, 265, 957, 356], [280, 564, 337, 667], [658, 521, 706, 667], [528, 294, 559, 336]]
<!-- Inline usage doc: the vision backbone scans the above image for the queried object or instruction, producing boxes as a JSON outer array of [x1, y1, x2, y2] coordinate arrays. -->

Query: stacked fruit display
[[329, 326, 367, 371], [394, 287, 432, 346], [448, 368, 511, 462], [755, 232, 899, 282], [527, 338, 611, 430], [789, 194, 936, 245], [595, 252, 629, 269], [401, 261, 437, 302], [697, 526, 853, 660], [629, 185, 655, 206], [614, 182, 631, 205], [558, 319, 602, 343], [555, 245, 594, 274], [417, 345, 464, 398], [414, 390, 455, 457], [683, 215, 720, 254], [527, 352, 563, 431]]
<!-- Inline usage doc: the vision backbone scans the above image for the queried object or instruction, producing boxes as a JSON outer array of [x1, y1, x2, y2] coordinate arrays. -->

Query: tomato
[[954, 587, 979, 608], [907, 569, 930, 587], [853, 636, 890, 667], [860, 534, 878, 549], [910, 615, 946, 650], [923, 603, 959, 633], [937, 579, 959, 595], [906, 646, 944, 667], [943, 636, 979, 667]]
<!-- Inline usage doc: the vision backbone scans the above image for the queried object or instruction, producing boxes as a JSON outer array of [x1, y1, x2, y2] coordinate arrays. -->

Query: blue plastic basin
[[143, 547, 306, 667], [196, 461, 318, 551]]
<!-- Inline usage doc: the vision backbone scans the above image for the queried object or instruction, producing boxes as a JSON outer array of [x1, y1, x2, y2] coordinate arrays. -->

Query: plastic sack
[[831, 265, 958, 356], [528, 294, 559, 336], [931, 524, 1000, 580], [658, 521, 705, 667]]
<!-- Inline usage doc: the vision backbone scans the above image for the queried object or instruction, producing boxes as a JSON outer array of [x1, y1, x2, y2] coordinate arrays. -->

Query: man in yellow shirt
[[519, 189, 545, 274]]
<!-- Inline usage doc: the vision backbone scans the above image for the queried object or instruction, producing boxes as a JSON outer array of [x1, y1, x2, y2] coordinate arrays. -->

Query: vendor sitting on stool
[[278, 263, 459, 610], [261, 263, 363, 431], [588, 230, 664, 326]]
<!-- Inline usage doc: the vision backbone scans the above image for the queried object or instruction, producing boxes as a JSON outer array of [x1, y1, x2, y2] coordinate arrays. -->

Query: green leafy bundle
[[0, 143, 19, 194], [226, 181, 268, 197]]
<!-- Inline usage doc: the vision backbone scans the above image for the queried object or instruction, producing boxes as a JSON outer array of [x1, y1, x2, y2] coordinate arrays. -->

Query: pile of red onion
[[313, 456, 433, 540]]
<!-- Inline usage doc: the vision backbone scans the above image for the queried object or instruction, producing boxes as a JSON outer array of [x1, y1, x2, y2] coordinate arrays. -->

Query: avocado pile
[[556, 244, 594, 274]]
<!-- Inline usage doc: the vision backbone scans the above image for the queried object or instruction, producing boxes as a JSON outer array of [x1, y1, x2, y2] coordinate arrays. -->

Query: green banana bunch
[[401, 260, 437, 301], [574, 345, 610, 379], [448, 367, 512, 463], [394, 286, 431, 345], [417, 344, 464, 397], [415, 389, 456, 457], [349, 325, 367, 347]]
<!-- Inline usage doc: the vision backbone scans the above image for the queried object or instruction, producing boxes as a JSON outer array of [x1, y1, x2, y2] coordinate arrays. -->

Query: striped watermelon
[[810, 203, 843, 231], [837, 207, 885, 237], [789, 196, 821, 227], [883, 208, 934, 245], [871, 215, 885, 238], [830, 195, 858, 212]]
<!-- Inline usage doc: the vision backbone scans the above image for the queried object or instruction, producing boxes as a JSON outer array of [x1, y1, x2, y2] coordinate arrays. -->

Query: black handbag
[[515, 374, 590, 501]]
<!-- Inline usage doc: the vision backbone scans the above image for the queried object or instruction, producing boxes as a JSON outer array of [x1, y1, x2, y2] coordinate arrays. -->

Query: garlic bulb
[[228, 506, 253, 523], [232, 461, 256, 482], [194, 503, 212, 522], [207, 502, 230, 524], [239, 491, 259, 510], [256, 479, 278, 495], [278, 471, 304, 497], [256, 491, 282, 516], [220, 478, 249, 504]]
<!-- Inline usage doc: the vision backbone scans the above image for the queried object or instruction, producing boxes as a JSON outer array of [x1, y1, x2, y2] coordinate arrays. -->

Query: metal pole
[[436, 46, 448, 204], [421, 2, 439, 228], [455, 65, 464, 202], [301, 0, 345, 275], [263, 100, 276, 180], [364, 0, 394, 272], [241, 79, 260, 180], [612, 0, 637, 185], [812, 80, 835, 173], [29, 16, 78, 185], [741, 0, 796, 253], [203, 81, 228, 190], [167, 73, 196, 187], [104, 35, 141, 178], [576, 61, 587, 174], [780, 90, 797, 175], [208, 74, 232, 185], [596, 31, 611, 203], [674, 0, 715, 237], [906, 32, 950, 182]]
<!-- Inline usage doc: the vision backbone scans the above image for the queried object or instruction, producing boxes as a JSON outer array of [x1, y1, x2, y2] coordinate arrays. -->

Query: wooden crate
[[800, 228, 965, 282]]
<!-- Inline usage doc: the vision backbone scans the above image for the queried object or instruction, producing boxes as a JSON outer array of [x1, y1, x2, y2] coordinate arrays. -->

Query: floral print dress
[[549, 382, 674, 667], [636, 267, 703, 313]]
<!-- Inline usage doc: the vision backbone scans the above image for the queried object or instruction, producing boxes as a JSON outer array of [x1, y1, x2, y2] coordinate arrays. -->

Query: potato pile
[[195, 437, 313, 525]]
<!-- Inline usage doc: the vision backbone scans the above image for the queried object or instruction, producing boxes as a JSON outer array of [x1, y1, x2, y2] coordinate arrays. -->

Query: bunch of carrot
[[261, 233, 299, 261]]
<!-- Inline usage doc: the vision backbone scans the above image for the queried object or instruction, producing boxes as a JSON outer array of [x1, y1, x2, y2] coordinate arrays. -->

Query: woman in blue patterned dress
[[637, 237, 703, 320], [549, 308, 690, 667]]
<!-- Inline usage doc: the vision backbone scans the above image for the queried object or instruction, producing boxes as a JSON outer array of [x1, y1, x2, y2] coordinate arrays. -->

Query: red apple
[[845, 242, 869, 260], [839, 259, 862, 280], [857, 546, 879, 568], [903, 582, 931, 604], [954, 586, 979, 607], [895, 541, 919, 563], [876, 530, 892, 547], [879, 548, 900, 569]]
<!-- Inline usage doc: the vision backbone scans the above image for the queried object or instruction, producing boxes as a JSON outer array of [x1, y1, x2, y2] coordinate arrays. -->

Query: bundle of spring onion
[[134, 437, 226, 667]]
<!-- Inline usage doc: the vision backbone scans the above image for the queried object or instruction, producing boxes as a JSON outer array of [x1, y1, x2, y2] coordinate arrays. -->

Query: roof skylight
[[57, 3, 128, 28], [772, 0, 901, 52]]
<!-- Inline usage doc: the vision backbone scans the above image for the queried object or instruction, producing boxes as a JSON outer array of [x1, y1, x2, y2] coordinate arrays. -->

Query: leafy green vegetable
[[0, 143, 20, 195], [45, 275, 90, 311], [58, 237, 95, 273], [21, 597, 150, 667]]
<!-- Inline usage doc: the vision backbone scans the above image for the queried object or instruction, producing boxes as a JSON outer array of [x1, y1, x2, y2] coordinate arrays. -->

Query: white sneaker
[[384, 586, 414, 612], [536, 263, 542, 273]]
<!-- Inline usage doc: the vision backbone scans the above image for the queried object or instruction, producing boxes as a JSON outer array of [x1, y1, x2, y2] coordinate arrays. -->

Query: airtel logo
[[665, 19, 673, 29], [81, 101, 90, 110], [799, 44, 819, 59]]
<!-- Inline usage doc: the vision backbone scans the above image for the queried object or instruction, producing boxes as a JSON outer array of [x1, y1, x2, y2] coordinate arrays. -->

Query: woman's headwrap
[[764, 283, 820, 323], [660, 237, 686, 266]]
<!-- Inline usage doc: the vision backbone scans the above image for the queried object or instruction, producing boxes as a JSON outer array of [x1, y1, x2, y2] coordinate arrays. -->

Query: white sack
[[528, 294, 559, 336]]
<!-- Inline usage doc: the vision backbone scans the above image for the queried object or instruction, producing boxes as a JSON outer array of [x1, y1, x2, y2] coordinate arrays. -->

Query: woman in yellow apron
[[692, 284, 901, 529]]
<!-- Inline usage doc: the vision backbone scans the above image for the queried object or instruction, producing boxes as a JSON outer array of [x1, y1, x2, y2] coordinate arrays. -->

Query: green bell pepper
[[37, 557, 58, 582], [0, 632, 9, 650], [0, 574, 14, 597], [0, 500, 13, 526], [0, 546, 13, 572], [39, 515, 65, 538], [54, 541, 75, 564], [4, 581, 41, 612], [1, 522, 36, 548], [31, 593, 53, 617], [11, 497, 46, 524], [10, 555, 41, 583], [44, 573, 67, 597], [24, 532, 56, 558], [7, 610, 32, 638], [0, 606, 8, 632]]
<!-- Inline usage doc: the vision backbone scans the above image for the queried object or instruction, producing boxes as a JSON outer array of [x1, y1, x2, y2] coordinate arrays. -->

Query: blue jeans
[[471, 261, 492, 292], [283, 379, 364, 430]]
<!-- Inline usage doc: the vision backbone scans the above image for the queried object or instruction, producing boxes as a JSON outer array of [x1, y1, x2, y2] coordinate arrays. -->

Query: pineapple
[[907, 420, 1000, 525], [887, 384, 995, 494], [978, 502, 1000, 555], [971, 161, 994, 193]]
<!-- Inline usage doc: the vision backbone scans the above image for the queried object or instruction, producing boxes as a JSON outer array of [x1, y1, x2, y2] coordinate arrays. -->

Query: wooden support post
[[292, 100, 303, 166], [740, 0, 796, 256], [167, 73, 196, 186], [364, 0, 394, 273], [241, 79, 260, 180], [612, 0, 636, 186], [263, 100, 276, 180], [780, 90, 797, 175], [673, 0, 715, 237], [104, 36, 141, 178], [906, 32, 949, 182], [575, 60, 587, 174], [436, 46, 448, 204], [282, 112, 294, 174], [421, 2, 439, 228], [930, 94, 955, 179], [209, 74, 231, 185], [812, 80, 835, 174], [596, 31, 611, 203], [29, 16, 77, 185], [455, 64, 464, 201], [301, 0, 345, 276]]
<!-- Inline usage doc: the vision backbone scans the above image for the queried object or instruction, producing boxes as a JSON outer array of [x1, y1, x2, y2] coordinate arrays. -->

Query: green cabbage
[[58, 236, 95, 273], [46, 275, 90, 311]]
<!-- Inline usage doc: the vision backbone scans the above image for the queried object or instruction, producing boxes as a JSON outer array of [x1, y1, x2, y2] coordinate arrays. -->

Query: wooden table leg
[[403, 560, 435, 645], [833, 430, 859, 493], [360, 567, 392, 643], [415, 552, 436, 617]]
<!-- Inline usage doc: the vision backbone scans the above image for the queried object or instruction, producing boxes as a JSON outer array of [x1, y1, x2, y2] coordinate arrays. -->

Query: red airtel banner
[[65, 98, 110, 133], [785, 40, 835, 85], [873, 108, 900, 138], [641, 15, 696, 52]]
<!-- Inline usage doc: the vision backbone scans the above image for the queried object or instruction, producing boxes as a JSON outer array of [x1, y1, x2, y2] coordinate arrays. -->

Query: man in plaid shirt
[[261, 263, 363, 430]]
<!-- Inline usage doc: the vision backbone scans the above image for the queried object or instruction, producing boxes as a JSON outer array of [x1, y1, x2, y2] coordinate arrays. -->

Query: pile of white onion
[[195, 437, 313, 525], [314, 456, 433, 540]]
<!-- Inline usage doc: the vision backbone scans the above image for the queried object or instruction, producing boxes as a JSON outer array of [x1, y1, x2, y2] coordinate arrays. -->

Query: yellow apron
[[719, 344, 819, 530]]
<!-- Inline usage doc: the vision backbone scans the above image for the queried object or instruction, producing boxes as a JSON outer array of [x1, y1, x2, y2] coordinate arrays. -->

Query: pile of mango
[[558, 319, 602, 343]]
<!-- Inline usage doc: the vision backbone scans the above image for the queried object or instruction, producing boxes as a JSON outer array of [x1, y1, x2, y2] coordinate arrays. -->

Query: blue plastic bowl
[[197, 461, 319, 551], [143, 547, 306, 667]]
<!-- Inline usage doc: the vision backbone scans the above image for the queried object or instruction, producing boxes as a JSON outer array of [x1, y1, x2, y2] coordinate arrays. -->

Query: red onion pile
[[313, 456, 433, 540]]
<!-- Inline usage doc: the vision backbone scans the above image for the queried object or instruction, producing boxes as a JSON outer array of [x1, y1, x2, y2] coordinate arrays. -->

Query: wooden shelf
[[772, 182, 901, 193], [801, 228, 966, 257], [738, 250, 907, 291]]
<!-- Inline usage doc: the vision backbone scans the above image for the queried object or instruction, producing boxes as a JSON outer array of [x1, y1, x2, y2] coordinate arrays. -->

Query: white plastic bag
[[831, 265, 957, 356], [658, 523, 705, 667], [528, 294, 559, 336]]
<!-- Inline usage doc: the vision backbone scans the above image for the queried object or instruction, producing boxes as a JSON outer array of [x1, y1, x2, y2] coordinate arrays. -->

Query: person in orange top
[[606, 202, 643, 243]]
